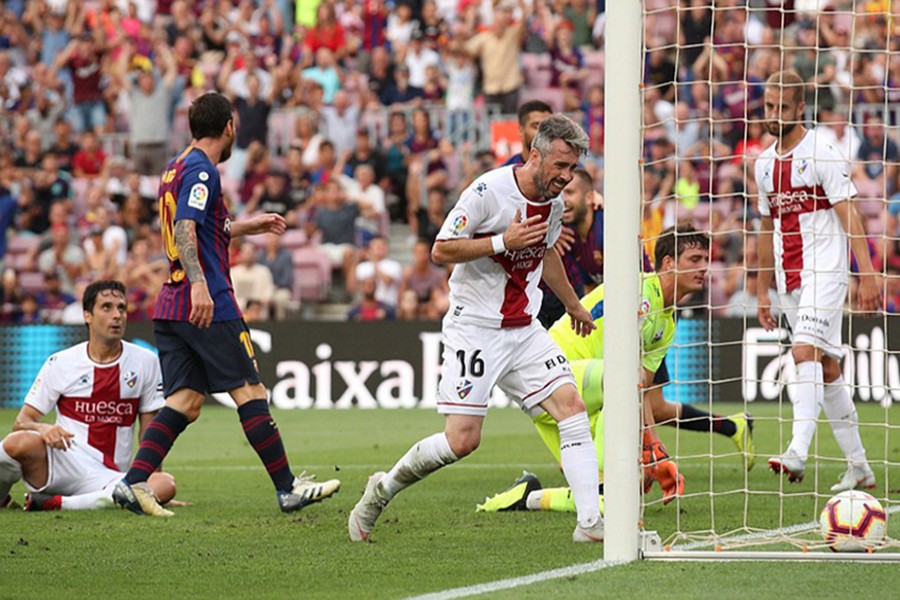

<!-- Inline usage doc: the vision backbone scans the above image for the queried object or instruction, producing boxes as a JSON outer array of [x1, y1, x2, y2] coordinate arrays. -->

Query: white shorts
[[779, 281, 847, 359], [24, 436, 121, 496], [319, 243, 354, 267], [437, 319, 576, 418]]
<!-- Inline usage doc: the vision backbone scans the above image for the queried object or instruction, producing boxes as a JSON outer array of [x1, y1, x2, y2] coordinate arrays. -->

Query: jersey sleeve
[[641, 317, 674, 373], [174, 162, 219, 227], [24, 354, 62, 415], [639, 277, 672, 373], [816, 142, 857, 205], [436, 181, 490, 241], [138, 351, 166, 414], [755, 157, 771, 217]]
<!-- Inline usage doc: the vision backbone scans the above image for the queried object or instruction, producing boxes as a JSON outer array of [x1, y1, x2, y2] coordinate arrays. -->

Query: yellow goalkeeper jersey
[[548, 273, 675, 373]]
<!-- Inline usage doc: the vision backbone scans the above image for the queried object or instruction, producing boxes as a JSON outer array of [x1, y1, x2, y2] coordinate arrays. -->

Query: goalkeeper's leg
[[523, 360, 604, 514]]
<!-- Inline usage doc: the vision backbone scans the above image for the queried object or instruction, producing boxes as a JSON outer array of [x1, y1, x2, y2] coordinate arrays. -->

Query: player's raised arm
[[174, 219, 214, 328]]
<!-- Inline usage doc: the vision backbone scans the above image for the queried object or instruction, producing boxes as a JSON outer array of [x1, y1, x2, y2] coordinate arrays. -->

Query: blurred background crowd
[[0, 0, 898, 325]]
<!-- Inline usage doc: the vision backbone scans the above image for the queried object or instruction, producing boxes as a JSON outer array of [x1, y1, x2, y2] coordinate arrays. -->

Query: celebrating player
[[348, 115, 604, 543], [112, 93, 339, 517], [0, 280, 176, 512], [756, 70, 878, 491], [478, 225, 740, 513]]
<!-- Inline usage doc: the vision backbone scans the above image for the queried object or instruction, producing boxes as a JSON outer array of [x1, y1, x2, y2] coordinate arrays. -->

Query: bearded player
[[112, 93, 339, 516], [349, 115, 604, 543], [756, 70, 878, 491]]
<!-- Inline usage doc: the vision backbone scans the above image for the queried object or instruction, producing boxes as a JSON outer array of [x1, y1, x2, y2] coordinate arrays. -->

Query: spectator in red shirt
[[51, 33, 107, 134], [72, 131, 107, 179], [348, 276, 395, 321], [305, 2, 346, 59]]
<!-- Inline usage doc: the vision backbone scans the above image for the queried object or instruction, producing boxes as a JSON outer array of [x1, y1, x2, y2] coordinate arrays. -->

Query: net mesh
[[637, 0, 900, 552]]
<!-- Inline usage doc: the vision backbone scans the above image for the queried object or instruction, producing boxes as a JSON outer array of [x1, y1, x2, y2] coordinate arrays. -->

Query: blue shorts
[[154, 319, 261, 396]]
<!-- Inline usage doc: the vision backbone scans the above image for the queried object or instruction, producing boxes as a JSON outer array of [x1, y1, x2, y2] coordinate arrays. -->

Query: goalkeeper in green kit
[[478, 223, 754, 513]]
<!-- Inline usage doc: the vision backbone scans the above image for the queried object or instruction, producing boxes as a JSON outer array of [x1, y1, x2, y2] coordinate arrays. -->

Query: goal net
[[605, 0, 900, 558]]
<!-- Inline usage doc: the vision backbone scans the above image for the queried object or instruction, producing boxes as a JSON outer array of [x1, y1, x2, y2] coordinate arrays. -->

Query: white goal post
[[602, 0, 644, 563], [603, 0, 900, 562]]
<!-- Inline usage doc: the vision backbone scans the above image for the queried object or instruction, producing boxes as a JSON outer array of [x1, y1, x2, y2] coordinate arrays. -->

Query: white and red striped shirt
[[436, 166, 563, 328], [755, 130, 857, 294], [25, 341, 165, 472]]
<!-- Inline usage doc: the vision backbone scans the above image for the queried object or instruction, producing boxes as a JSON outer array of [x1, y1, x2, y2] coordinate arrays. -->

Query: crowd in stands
[[0, 0, 899, 323]]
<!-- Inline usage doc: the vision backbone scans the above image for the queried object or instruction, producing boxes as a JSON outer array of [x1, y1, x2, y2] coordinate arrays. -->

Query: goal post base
[[640, 530, 663, 554], [642, 551, 900, 563]]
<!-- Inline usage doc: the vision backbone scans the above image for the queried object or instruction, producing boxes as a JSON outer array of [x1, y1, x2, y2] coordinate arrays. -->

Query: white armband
[[491, 233, 506, 255]]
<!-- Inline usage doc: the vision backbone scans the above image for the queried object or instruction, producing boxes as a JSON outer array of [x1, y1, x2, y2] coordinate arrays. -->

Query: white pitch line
[[172, 463, 554, 471], [406, 559, 625, 600], [403, 502, 900, 599]]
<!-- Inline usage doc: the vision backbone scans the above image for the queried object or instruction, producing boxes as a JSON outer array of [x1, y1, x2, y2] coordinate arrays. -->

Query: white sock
[[823, 376, 869, 469], [0, 440, 23, 502], [787, 361, 823, 462], [379, 433, 459, 500], [60, 489, 115, 510], [558, 412, 600, 529], [526, 490, 543, 510]]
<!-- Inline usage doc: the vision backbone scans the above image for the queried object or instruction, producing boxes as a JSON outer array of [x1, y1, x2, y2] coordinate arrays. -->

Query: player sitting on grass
[[0, 280, 177, 512], [479, 223, 754, 512]]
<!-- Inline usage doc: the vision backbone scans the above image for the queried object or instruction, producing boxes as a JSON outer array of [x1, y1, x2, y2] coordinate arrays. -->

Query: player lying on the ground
[[0, 280, 177, 511], [478, 224, 754, 512]]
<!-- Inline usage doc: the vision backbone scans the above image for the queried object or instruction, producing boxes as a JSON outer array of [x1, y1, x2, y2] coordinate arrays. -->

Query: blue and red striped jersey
[[563, 207, 605, 290], [153, 146, 241, 322]]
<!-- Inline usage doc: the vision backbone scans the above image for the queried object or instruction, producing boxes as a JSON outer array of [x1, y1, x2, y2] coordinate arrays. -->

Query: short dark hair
[[517, 100, 553, 126], [653, 222, 710, 271], [83, 280, 127, 314], [189, 93, 234, 140], [572, 168, 593, 188]]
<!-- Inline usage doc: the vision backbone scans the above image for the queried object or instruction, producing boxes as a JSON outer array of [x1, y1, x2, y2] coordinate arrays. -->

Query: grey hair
[[531, 114, 590, 157]]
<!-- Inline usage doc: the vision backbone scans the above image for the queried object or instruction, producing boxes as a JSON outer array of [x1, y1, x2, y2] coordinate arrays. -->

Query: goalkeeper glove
[[642, 432, 685, 505]]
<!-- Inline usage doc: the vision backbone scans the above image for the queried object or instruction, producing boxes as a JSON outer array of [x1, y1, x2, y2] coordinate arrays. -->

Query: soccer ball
[[819, 490, 887, 552]]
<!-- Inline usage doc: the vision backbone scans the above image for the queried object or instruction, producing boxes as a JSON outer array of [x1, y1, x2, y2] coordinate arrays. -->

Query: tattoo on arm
[[174, 219, 207, 285]]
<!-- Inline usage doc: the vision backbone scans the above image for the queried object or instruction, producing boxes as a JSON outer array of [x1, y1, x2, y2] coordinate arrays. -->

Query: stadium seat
[[10, 253, 34, 271], [583, 50, 605, 71], [291, 247, 332, 302], [522, 53, 551, 71], [867, 215, 886, 236], [521, 88, 565, 113], [18, 271, 47, 295], [71, 178, 91, 206], [525, 68, 553, 89], [281, 228, 309, 250], [6, 235, 40, 257], [856, 198, 886, 219]]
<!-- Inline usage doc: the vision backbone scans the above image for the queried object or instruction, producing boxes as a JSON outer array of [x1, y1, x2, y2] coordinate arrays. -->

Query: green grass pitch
[[1, 402, 898, 598]]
